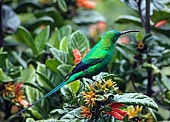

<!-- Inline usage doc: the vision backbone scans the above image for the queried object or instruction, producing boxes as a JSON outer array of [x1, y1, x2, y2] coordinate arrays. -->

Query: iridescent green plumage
[[10, 30, 139, 121]]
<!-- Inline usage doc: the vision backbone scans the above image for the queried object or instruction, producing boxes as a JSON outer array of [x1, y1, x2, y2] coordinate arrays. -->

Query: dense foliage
[[0, 0, 170, 121]]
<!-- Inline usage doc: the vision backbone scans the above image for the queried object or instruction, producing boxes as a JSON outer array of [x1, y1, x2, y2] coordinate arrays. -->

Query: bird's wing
[[66, 50, 107, 77]]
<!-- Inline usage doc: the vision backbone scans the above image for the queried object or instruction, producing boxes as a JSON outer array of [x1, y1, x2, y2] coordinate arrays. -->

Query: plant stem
[[137, 0, 145, 28], [0, 0, 3, 47], [145, 0, 153, 97], [145, 0, 151, 33], [137, 0, 153, 96]]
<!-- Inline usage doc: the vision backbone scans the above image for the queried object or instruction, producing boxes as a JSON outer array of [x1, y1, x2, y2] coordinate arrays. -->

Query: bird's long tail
[[9, 81, 67, 121]]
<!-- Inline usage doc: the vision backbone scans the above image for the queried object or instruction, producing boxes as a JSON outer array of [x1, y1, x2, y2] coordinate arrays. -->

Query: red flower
[[40, 24, 46, 29], [73, 48, 90, 65], [13, 82, 29, 106], [118, 36, 129, 44], [76, 0, 96, 9], [15, 82, 23, 94], [10, 105, 19, 114], [155, 20, 167, 27], [19, 99, 29, 106], [97, 21, 106, 34], [108, 103, 127, 120], [73, 49, 82, 65]]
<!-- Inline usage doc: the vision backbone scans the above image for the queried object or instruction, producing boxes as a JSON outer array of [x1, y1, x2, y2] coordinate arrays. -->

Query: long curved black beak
[[121, 30, 139, 35]]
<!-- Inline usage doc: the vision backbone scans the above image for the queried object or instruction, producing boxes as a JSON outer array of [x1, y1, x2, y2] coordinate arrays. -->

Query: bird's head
[[102, 30, 139, 43]]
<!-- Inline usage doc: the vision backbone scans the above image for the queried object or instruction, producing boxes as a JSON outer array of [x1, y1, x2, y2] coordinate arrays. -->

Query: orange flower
[[10, 105, 19, 114], [40, 24, 46, 29], [15, 82, 23, 94], [97, 21, 106, 34], [82, 91, 96, 107], [107, 103, 127, 120], [73, 49, 82, 65], [13, 82, 29, 106], [13, 91, 29, 106], [76, 0, 96, 9], [103, 79, 116, 90], [73, 48, 90, 65], [80, 106, 92, 118], [118, 36, 129, 44], [127, 105, 143, 119], [1, 82, 15, 97], [155, 20, 167, 27], [19, 99, 29, 106]]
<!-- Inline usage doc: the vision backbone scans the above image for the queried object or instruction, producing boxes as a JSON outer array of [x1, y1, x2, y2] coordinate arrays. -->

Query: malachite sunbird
[[10, 30, 139, 121]]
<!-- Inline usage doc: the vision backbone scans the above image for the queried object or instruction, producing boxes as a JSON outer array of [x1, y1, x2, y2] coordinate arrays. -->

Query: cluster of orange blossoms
[[126, 105, 153, 122], [76, 0, 96, 9], [80, 106, 92, 118], [80, 79, 127, 120], [1, 82, 29, 106], [82, 91, 96, 107], [73, 48, 90, 65]]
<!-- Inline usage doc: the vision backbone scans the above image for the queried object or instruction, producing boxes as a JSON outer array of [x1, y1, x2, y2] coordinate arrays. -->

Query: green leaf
[[6, 59, 22, 76], [116, 46, 131, 60], [58, 25, 72, 40], [57, 0, 67, 12], [115, 15, 142, 26], [19, 65, 36, 83], [59, 36, 68, 52], [26, 16, 54, 31], [103, 74, 114, 81], [15, 26, 37, 54], [69, 30, 89, 54], [50, 108, 67, 115], [96, 95, 105, 101], [0, 68, 12, 82], [151, 10, 170, 23], [36, 63, 55, 90], [161, 67, 170, 76], [26, 118, 36, 122], [37, 63, 63, 89], [142, 63, 160, 74], [136, 32, 143, 41], [60, 85, 72, 98], [57, 64, 73, 76], [72, 10, 105, 24], [161, 72, 170, 90], [14, 0, 42, 13], [11, 51, 27, 68], [48, 27, 59, 48], [67, 80, 80, 94], [148, 50, 162, 58], [148, 108, 157, 122], [113, 93, 158, 110], [34, 25, 50, 55], [34, 7, 63, 27], [0, 49, 7, 68], [3, 5, 20, 32], [50, 48, 68, 64], [153, 0, 165, 10], [60, 108, 83, 120], [25, 85, 49, 119], [45, 59, 60, 73]]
